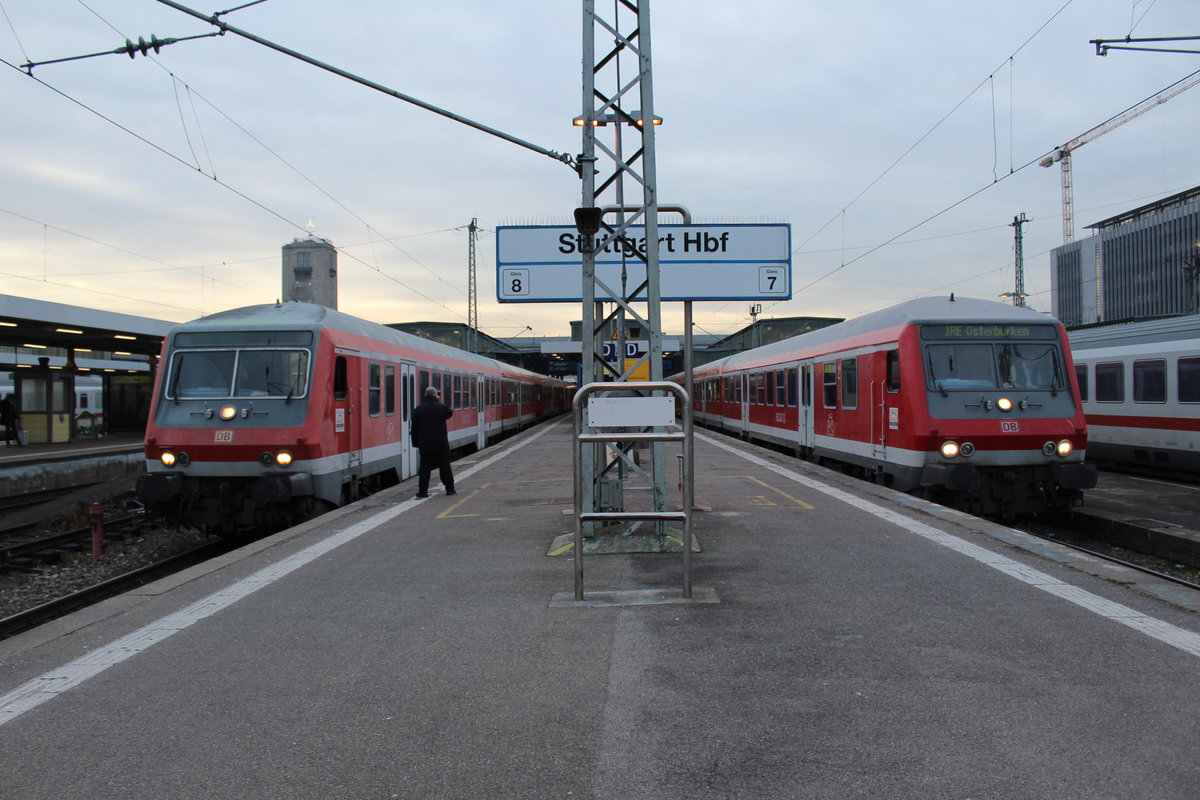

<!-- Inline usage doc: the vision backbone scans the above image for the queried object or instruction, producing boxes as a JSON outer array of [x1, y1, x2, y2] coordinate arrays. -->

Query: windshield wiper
[[926, 350, 947, 397]]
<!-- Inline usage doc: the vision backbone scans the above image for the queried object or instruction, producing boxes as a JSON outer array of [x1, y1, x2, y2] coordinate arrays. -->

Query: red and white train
[[1068, 314, 1200, 475], [138, 302, 569, 531], [688, 296, 1097, 516]]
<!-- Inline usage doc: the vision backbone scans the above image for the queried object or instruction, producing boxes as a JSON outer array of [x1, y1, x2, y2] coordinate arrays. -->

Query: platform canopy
[[0, 294, 172, 361]]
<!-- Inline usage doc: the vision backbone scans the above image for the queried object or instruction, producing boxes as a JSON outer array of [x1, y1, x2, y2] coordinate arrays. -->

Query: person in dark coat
[[1, 394, 20, 447], [410, 386, 455, 498]]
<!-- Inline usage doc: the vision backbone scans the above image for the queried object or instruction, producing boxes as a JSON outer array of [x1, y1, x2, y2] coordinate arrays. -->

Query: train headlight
[[1042, 441, 1057, 456], [959, 442, 975, 457], [160, 451, 176, 467], [997, 397, 1013, 412], [275, 450, 293, 467], [1057, 439, 1073, 457], [219, 405, 237, 421], [940, 441, 960, 458], [259, 451, 274, 467]]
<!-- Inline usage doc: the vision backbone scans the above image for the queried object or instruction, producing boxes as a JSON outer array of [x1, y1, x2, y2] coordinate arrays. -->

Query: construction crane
[[1040, 69, 1200, 243]]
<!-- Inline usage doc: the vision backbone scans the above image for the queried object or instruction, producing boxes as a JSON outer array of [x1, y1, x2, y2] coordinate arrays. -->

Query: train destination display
[[495, 223, 791, 302]]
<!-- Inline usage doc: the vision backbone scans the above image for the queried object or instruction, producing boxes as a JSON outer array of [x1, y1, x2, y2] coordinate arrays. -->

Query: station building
[[0, 295, 171, 443], [1051, 185, 1200, 327]]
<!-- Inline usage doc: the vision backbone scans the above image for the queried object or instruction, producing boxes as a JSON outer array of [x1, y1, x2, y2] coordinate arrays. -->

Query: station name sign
[[495, 223, 791, 303]]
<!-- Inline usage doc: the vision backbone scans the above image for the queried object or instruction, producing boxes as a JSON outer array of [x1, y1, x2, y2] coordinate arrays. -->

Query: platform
[[0, 434, 144, 498], [2, 418, 1199, 799]]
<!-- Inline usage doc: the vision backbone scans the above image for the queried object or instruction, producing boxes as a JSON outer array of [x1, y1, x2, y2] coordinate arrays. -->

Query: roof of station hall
[[0, 294, 174, 358]]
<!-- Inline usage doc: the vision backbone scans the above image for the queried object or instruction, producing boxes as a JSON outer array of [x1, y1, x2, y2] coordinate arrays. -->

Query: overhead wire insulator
[[124, 35, 166, 59]]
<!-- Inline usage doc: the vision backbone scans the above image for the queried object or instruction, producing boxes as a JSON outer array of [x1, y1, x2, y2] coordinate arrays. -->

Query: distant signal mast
[[1040, 70, 1200, 243]]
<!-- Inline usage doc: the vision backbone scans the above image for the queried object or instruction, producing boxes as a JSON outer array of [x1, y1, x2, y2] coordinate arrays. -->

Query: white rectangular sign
[[587, 396, 677, 428], [495, 223, 791, 303]]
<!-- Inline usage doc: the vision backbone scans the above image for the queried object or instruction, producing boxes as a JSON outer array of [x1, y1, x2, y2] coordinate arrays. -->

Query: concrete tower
[[282, 237, 338, 309]]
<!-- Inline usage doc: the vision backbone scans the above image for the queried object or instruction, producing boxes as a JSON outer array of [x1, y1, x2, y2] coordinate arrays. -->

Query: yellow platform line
[[436, 482, 491, 519], [740, 475, 814, 509]]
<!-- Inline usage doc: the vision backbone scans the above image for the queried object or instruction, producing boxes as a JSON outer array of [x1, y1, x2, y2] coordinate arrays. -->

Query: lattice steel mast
[[577, 0, 668, 544]]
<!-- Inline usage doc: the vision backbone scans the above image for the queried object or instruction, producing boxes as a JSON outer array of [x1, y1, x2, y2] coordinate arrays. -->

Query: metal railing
[[572, 381, 693, 600]]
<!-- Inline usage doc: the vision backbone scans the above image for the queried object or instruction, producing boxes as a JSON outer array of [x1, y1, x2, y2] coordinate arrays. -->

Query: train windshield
[[924, 341, 1064, 392], [168, 349, 311, 399]]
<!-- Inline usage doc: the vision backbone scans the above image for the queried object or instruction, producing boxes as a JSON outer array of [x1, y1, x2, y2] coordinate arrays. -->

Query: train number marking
[[214, 430, 234, 443], [1001, 420, 1020, 433]]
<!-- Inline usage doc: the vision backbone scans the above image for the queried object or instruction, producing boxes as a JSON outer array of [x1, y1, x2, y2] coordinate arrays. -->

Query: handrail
[[572, 381, 693, 600]]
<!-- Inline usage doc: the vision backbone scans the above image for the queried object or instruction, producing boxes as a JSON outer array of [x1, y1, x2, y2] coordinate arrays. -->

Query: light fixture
[[940, 441, 960, 458], [275, 450, 293, 467], [160, 451, 177, 467], [1056, 440, 1073, 457], [219, 405, 237, 420], [997, 397, 1013, 412], [22, 343, 46, 349], [55, 328, 84, 334], [0, 321, 17, 327], [114, 334, 136, 341]]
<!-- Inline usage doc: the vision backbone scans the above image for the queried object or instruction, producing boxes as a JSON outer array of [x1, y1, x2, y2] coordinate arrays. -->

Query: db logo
[[214, 430, 234, 443], [1000, 421, 1020, 433]]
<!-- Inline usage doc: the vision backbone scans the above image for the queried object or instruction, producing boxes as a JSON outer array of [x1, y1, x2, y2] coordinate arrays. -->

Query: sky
[[1, 0, 1197, 344]]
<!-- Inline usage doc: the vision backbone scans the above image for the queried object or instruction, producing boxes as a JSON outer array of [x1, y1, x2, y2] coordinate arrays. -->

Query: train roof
[[706, 296, 1060, 372], [169, 303, 556, 382], [1067, 314, 1200, 351]]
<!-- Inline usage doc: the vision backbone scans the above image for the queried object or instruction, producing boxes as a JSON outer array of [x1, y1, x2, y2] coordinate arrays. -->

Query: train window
[[886, 350, 900, 393], [233, 350, 310, 398], [1095, 362, 1124, 402], [385, 365, 395, 415], [775, 369, 787, 407], [1180, 358, 1200, 403], [787, 368, 797, 407], [333, 356, 348, 401], [925, 343, 995, 391], [1133, 360, 1166, 403], [1075, 364, 1088, 402], [402, 373, 413, 419], [169, 350, 235, 399], [419, 370, 429, 396], [802, 365, 812, 407], [368, 363, 381, 416], [765, 372, 774, 406], [822, 363, 837, 408], [841, 358, 858, 409]]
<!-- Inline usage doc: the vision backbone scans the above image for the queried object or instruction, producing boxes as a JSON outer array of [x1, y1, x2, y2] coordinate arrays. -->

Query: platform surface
[[2, 419, 1199, 799]]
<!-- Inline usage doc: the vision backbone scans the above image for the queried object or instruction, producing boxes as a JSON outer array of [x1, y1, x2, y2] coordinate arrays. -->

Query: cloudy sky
[[1, 1, 1197, 342]]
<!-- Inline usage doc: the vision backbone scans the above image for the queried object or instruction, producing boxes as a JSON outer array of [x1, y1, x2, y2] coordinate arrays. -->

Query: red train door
[[400, 363, 418, 478], [476, 375, 486, 450], [799, 363, 814, 455], [333, 353, 362, 499]]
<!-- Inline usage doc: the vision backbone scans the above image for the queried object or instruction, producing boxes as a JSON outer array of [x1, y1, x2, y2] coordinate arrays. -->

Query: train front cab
[[902, 322, 1096, 514]]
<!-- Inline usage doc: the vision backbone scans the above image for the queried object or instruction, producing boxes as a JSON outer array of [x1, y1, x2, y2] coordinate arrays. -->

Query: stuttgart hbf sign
[[495, 223, 792, 302]]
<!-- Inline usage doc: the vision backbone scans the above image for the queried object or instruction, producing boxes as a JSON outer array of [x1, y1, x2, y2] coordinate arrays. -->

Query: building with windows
[[283, 237, 338, 309], [1051, 186, 1200, 327]]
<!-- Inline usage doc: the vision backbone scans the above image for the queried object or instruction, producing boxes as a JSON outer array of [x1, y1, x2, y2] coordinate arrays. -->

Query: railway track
[[0, 539, 230, 641], [1, 514, 139, 568], [1017, 520, 1200, 591]]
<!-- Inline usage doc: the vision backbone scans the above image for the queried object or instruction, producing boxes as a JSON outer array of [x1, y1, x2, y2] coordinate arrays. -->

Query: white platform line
[[700, 431, 1200, 660], [0, 422, 559, 726]]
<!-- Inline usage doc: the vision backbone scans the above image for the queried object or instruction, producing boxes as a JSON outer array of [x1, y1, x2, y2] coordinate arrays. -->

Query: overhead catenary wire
[[793, 0, 1077, 257]]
